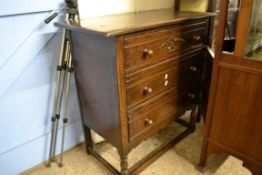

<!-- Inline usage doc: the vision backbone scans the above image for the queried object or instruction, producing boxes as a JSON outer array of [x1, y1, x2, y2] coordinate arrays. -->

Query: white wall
[[78, 0, 136, 18], [0, 0, 63, 16], [0, 0, 174, 174], [137, 0, 174, 11], [0, 1, 84, 175], [78, 0, 174, 18], [180, 0, 208, 12]]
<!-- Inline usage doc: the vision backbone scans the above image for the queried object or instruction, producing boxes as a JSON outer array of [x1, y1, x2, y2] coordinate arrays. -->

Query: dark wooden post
[[175, 0, 180, 11]]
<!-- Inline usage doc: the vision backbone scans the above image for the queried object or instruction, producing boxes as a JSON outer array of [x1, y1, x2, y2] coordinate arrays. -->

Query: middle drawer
[[126, 52, 202, 108]]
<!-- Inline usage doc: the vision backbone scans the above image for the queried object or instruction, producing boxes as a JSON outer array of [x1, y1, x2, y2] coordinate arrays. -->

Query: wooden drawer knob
[[145, 118, 154, 126], [143, 49, 154, 58], [188, 93, 196, 99], [144, 86, 153, 95], [189, 66, 198, 72], [193, 35, 201, 41]]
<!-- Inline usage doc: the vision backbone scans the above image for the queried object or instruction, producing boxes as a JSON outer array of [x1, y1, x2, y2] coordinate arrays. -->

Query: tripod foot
[[59, 163, 64, 168], [46, 162, 51, 168]]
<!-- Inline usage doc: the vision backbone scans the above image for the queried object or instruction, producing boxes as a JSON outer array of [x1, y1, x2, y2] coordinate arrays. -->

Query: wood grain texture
[[198, 0, 262, 174], [126, 53, 201, 108], [124, 20, 208, 72], [65, 9, 212, 174], [234, 0, 253, 57], [175, 0, 181, 11], [55, 9, 214, 37], [128, 81, 199, 143], [70, 31, 121, 149], [115, 36, 129, 156], [210, 67, 262, 162]]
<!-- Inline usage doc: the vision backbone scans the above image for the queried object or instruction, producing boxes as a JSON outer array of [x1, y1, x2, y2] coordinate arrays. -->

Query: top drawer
[[124, 20, 208, 72]]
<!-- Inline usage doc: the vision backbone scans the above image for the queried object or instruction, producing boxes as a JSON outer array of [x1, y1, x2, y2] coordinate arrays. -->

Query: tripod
[[45, 0, 78, 167]]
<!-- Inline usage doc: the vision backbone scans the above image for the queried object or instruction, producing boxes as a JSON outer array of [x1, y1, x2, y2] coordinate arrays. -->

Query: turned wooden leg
[[197, 139, 210, 172], [242, 159, 262, 175], [196, 104, 202, 123], [83, 125, 93, 155], [197, 145, 209, 172], [120, 155, 129, 175], [189, 105, 198, 133], [197, 153, 208, 172]]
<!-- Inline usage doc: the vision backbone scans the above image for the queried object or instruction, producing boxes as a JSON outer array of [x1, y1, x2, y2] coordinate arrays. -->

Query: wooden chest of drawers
[[57, 9, 212, 175]]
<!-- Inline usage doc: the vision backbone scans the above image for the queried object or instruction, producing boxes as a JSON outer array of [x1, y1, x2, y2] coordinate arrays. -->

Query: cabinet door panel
[[199, 0, 262, 174], [209, 67, 262, 162]]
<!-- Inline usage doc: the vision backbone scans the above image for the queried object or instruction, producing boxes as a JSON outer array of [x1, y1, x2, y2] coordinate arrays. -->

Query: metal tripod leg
[[51, 32, 71, 160], [47, 30, 67, 167], [59, 52, 73, 167], [45, 0, 79, 167], [51, 68, 66, 160]]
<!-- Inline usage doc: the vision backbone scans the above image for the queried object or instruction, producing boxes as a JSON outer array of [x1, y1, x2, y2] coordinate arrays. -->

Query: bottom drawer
[[128, 83, 199, 142]]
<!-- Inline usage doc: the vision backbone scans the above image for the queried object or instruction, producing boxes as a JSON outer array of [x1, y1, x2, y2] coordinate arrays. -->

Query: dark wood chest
[[57, 9, 212, 175]]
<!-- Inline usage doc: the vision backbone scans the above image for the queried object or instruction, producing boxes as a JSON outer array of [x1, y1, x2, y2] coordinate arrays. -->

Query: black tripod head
[[65, 0, 78, 17], [65, 0, 77, 9], [44, 0, 78, 24]]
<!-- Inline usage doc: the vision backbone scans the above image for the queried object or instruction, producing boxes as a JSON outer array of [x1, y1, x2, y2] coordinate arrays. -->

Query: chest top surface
[[56, 9, 214, 37]]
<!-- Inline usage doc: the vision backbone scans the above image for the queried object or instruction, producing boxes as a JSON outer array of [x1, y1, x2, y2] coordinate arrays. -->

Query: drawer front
[[126, 54, 201, 108], [128, 83, 199, 142], [124, 21, 208, 72]]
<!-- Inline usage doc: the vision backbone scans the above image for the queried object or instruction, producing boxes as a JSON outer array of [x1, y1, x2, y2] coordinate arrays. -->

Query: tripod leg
[[47, 30, 67, 166], [46, 0, 79, 167], [51, 69, 66, 160], [51, 37, 71, 160], [52, 30, 73, 160], [47, 115, 57, 166], [48, 71, 65, 164], [59, 53, 73, 167]]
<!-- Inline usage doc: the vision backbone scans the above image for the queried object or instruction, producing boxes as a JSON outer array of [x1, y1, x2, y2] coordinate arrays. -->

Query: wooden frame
[[86, 124, 194, 175], [197, 0, 262, 174], [174, 0, 180, 11], [234, 0, 254, 56]]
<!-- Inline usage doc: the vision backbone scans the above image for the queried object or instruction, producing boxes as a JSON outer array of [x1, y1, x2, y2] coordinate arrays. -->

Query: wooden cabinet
[[198, 1, 262, 175], [57, 9, 212, 175]]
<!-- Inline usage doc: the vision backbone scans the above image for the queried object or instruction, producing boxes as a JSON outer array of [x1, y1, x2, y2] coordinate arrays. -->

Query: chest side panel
[[70, 31, 121, 148]]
